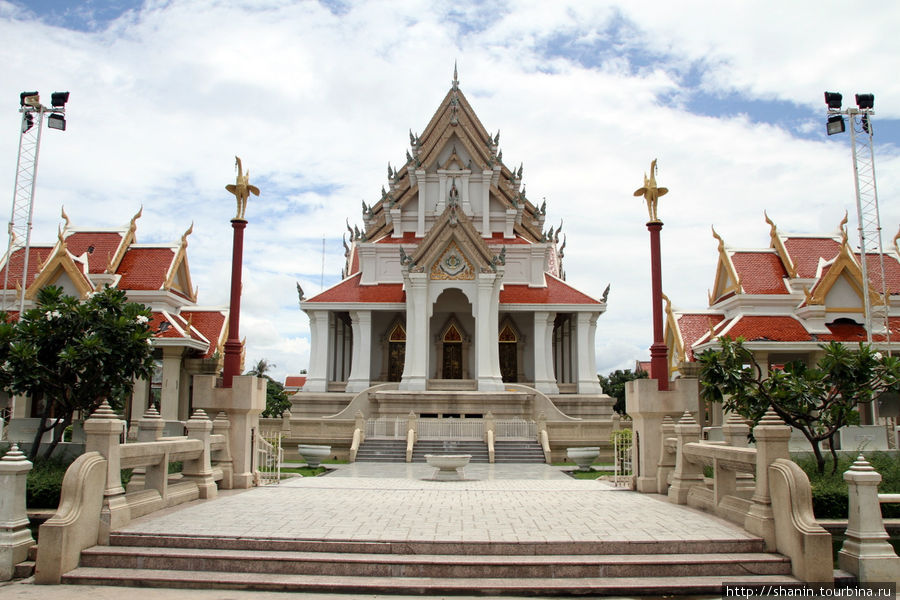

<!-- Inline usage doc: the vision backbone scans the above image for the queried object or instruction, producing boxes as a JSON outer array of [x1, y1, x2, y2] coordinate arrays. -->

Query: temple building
[[295, 71, 613, 444], [0, 208, 229, 435], [664, 213, 900, 423]]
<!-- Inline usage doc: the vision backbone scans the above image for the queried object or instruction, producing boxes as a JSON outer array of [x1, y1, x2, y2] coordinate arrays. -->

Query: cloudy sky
[[2, 1, 899, 384]]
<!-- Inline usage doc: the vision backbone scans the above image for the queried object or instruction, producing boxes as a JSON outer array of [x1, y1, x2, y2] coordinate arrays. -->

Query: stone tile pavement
[[117, 463, 754, 544]]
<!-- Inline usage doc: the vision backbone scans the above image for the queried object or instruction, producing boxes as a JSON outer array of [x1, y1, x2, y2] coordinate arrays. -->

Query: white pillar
[[346, 310, 373, 393], [304, 311, 330, 392], [400, 273, 428, 391], [160, 346, 183, 422], [481, 170, 491, 235], [533, 311, 559, 394], [575, 312, 602, 394], [475, 272, 504, 391], [416, 168, 426, 237], [390, 207, 403, 238], [461, 172, 472, 216]]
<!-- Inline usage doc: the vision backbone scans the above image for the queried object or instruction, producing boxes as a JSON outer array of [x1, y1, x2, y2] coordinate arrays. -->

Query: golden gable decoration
[[430, 241, 474, 280]]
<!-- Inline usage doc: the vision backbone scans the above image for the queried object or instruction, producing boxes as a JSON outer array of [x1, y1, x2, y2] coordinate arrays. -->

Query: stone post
[[655, 415, 676, 494], [127, 406, 166, 493], [406, 411, 418, 441], [667, 411, 704, 504], [0, 445, 34, 581], [838, 455, 900, 585], [354, 410, 366, 443], [183, 409, 217, 499], [745, 409, 791, 551], [722, 412, 755, 493], [84, 401, 129, 544], [211, 412, 233, 490]]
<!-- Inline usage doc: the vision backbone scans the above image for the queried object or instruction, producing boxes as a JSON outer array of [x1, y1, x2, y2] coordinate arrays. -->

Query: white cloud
[[1, 0, 897, 383]]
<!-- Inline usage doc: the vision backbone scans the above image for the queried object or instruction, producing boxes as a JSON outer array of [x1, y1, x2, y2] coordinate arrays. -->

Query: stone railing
[[662, 408, 832, 582], [33, 401, 234, 584]]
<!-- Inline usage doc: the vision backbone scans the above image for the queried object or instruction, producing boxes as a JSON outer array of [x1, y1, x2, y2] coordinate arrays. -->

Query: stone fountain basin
[[424, 454, 471, 480]]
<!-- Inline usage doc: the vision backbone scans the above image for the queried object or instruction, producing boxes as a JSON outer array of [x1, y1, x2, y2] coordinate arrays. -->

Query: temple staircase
[[62, 532, 799, 595]]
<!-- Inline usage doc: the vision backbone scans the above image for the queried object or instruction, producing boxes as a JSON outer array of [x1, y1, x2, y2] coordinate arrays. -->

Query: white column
[[461, 172, 472, 216], [346, 310, 373, 393], [533, 311, 559, 394], [130, 376, 149, 421], [390, 207, 403, 238], [481, 170, 491, 235], [575, 312, 602, 394], [416, 169, 426, 237], [437, 173, 447, 214], [160, 346, 184, 422], [304, 311, 330, 392], [400, 273, 428, 391], [475, 273, 504, 391]]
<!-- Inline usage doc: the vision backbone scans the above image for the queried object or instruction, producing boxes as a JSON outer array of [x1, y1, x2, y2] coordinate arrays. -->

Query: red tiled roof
[[0, 246, 54, 290], [820, 317, 900, 343], [150, 311, 185, 339], [499, 275, 600, 305], [857, 252, 900, 294], [677, 313, 725, 360], [116, 247, 174, 290], [723, 315, 812, 342], [782, 237, 839, 278], [65, 232, 124, 274], [375, 232, 421, 244], [285, 375, 307, 388], [730, 251, 788, 294], [306, 273, 405, 303], [181, 309, 227, 358]]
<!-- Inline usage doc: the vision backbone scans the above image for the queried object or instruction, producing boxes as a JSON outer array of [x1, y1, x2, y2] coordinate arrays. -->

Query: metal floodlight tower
[[824, 91, 891, 352], [2, 91, 68, 313]]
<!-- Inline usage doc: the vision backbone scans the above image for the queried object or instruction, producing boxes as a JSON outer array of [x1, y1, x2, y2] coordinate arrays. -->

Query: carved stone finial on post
[[84, 400, 129, 543], [839, 455, 900, 585], [184, 409, 217, 499]]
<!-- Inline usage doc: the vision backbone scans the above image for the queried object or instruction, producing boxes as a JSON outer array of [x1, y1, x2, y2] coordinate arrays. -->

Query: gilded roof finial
[[452, 60, 459, 90], [838, 210, 849, 246], [711, 226, 725, 252], [129, 206, 143, 235], [60, 206, 71, 232], [181, 222, 194, 248], [633, 158, 668, 223], [764, 210, 777, 238], [57, 225, 67, 251]]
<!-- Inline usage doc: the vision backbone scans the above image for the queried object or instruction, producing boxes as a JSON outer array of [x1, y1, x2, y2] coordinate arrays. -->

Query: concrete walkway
[[115, 463, 752, 544], [3, 463, 756, 599]]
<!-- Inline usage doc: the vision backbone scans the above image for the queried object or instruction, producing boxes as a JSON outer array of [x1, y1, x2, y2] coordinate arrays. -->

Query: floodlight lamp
[[20, 91, 39, 108], [51, 91, 69, 107], [855, 93, 874, 110], [47, 114, 66, 131], [826, 115, 845, 135], [824, 91, 842, 109]]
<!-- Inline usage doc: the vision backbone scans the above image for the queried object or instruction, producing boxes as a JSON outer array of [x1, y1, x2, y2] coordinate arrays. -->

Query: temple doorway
[[442, 324, 463, 379], [387, 322, 406, 382], [498, 323, 518, 382]]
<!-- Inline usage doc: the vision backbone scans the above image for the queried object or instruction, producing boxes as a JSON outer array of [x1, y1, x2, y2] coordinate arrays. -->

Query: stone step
[[62, 567, 800, 595], [108, 533, 767, 555], [13, 559, 35, 579], [78, 545, 792, 579]]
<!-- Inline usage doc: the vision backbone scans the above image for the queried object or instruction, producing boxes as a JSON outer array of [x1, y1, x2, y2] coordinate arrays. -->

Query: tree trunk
[[809, 438, 826, 475], [41, 412, 71, 460]]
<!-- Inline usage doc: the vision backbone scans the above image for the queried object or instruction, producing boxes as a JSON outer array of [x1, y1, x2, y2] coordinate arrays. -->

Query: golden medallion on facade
[[431, 241, 475, 280]]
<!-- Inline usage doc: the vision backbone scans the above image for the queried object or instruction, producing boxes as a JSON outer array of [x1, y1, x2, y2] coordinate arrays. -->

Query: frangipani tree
[[0, 285, 155, 460], [698, 337, 900, 474]]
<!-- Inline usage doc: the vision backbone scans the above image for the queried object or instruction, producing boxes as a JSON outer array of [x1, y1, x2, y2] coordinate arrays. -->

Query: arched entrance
[[442, 323, 463, 379], [498, 323, 518, 382], [387, 322, 406, 382]]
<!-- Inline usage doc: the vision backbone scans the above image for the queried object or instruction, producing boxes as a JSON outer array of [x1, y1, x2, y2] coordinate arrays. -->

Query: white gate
[[257, 432, 282, 486], [417, 418, 484, 440], [613, 430, 633, 488], [494, 419, 537, 440], [365, 417, 405, 439]]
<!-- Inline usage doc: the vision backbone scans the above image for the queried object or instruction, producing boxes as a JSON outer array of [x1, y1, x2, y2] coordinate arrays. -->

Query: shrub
[[26, 457, 72, 509], [795, 451, 900, 519]]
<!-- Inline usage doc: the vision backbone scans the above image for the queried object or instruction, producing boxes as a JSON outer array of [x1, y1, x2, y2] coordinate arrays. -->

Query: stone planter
[[425, 454, 471, 481], [297, 444, 331, 468], [566, 446, 599, 471]]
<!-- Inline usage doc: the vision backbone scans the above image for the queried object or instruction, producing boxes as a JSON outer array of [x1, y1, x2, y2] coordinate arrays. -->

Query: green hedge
[[26, 458, 72, 509], [794, 452, 900, 519]]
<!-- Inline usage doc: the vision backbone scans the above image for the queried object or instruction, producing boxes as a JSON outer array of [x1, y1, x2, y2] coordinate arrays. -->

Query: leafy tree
[[245, 359, 291, 418], [598, 368, 648, 415], [0, 286, 155, 460], [698, 337, 900, 475]]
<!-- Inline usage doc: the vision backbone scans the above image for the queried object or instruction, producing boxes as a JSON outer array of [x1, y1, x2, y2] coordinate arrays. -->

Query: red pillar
[[222, 218, 246, 388], [647, 221, 669, 391]]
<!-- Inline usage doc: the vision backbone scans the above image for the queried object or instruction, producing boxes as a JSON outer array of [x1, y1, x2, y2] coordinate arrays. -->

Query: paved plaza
[[116, 463, 754, 544]]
